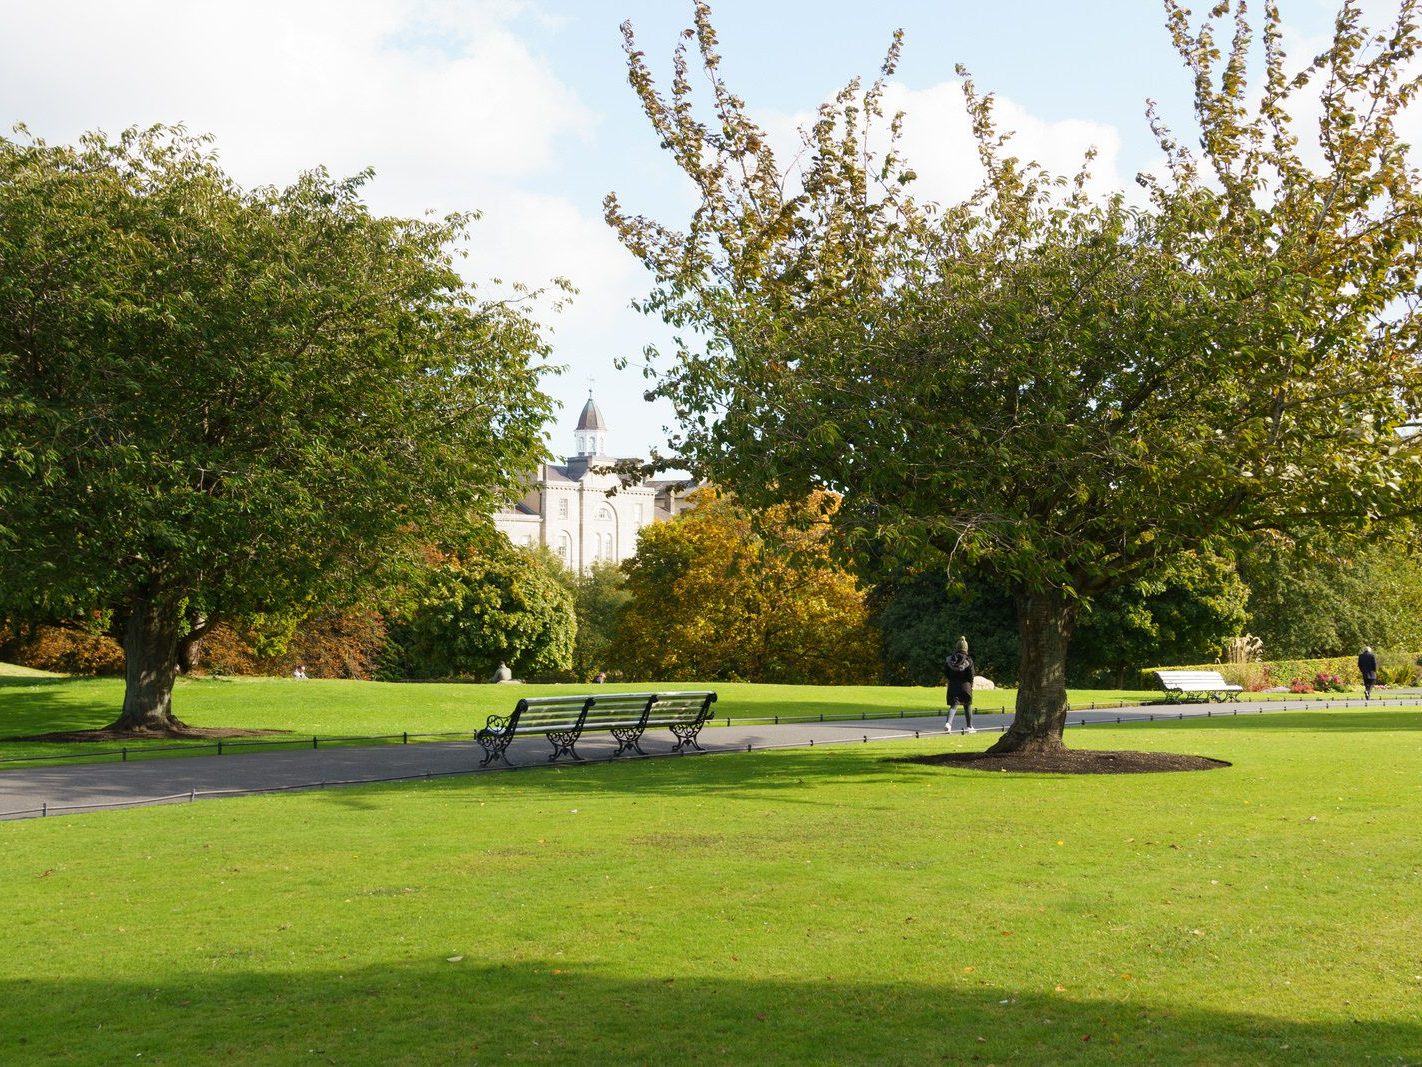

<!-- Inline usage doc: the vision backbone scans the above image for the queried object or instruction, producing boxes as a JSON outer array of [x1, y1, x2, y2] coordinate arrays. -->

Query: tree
[[1237, 533, 1422, 657], [0, 126, 555, 734], [556, 562, 632, 682], [1071, 551, 1248, 687], [607, 2, 1422, 752], [610, 488, 879, 683], [388, 539, 575, 680], [868, 570, 1018, 686]]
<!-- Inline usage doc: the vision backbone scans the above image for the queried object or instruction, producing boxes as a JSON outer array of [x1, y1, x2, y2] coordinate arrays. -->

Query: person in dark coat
[[945, 636, 976, 733], [1358, 645, 1378, 701]]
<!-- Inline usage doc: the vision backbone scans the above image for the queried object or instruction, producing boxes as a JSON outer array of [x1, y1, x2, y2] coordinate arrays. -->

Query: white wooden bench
[[1155, 670, 1243, 702], [476, 691, 718, 766]]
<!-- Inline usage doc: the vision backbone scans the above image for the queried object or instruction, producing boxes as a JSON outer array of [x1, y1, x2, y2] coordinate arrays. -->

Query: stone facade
[[492, 396, 693, 572]]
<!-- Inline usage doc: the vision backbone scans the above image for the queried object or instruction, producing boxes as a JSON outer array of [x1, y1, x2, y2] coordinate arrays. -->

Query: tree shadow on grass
[[0, 959, 1414, 1064], [0, 676, 120, 738]]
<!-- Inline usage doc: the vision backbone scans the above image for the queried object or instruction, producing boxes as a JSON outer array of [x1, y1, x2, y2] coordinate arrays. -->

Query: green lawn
[[2, 709, 1420, 1064], [0, 672, 1167, 765]]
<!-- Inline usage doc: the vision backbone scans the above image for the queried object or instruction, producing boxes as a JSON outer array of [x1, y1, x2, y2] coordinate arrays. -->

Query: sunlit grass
[[2, 710, 1420, 1063]]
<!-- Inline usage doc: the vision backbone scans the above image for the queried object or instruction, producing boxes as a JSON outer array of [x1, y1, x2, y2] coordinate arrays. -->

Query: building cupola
[[574, 392, 608, 457]]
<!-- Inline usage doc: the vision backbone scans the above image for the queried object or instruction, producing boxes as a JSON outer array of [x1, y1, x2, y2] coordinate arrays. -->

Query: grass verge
[[1, 710, 1420, 1064]]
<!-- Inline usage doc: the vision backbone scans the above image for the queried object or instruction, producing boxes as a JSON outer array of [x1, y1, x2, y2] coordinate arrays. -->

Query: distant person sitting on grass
[[945, 636, 976, 733], [292, 665, 308, 680], [1358, 646, 1378, 701]]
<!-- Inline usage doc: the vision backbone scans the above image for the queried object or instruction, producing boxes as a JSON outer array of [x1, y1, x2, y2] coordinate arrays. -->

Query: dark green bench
[[476, 690, 718, 766]]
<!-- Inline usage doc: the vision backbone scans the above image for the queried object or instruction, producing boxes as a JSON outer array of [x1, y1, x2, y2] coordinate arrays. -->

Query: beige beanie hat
[[956, 636, 969, 652]]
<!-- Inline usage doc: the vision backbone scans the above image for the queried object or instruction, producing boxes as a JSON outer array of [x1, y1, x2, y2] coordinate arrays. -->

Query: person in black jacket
[[1358, 646, 1378, 701], [945, 636, 976, 733]]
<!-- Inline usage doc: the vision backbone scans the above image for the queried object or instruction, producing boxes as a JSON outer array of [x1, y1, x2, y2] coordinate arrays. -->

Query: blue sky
[[0, 0, 1389, 459]]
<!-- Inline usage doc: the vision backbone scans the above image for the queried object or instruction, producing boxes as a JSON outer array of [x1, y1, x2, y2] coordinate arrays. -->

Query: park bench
[[1155, 669, 1243, 702], [475, 690, 718, 767]]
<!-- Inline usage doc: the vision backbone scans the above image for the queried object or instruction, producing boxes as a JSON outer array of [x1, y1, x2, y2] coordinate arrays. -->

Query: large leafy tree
[[1071, 551, 1249, 687], [868, 570, 1019, 687], [555, 562, 633, 682], [610, 488, 880, 684], [608, 1, 1422, 752], [1238, 533, 1422, 656], [0, 126, 555, 733], [388, 539, 575, 681]]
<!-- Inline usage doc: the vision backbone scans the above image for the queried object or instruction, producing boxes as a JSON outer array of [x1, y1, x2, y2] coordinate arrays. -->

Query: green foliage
[[608, 1, 1422, 747], [555, 562, 632, 682], [1238, 534, 1422, 657], [1072, 551, 1249, 687], [0, 125, 556, 726], [869, 570, 1019, 686], [389, 539, 574, 680], [611, 489, 879, 683]]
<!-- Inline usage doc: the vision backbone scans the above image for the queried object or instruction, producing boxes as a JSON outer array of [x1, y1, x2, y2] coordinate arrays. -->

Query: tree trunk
[[176, 612, 217, 674], [110, 590, 189, 733], [988, 586, 1078, 754]]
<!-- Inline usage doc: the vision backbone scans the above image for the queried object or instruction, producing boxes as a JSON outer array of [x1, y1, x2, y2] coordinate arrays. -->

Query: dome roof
[[576, 395, 607, 432]]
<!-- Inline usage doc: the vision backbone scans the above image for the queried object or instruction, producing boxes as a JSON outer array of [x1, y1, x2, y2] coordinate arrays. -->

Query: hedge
[[1140, 653, 1422, 692]]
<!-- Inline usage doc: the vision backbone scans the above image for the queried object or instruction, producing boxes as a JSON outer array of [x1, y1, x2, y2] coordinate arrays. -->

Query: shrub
[[1313, 671, 1346, 692], [1218, 661, 1271, 691], [6, 622, 124, 675], [1377, 651, 1420, 687], [195, 612, 390, 679], [1289, 678, 1314, 693]]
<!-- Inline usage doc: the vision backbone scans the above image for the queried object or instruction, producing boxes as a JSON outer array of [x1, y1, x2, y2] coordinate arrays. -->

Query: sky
[[0, 0, 1397, 461]]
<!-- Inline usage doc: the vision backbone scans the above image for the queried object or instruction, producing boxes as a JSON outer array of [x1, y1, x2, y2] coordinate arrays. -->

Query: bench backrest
[[1156, 670, 1233, 689], [511, 691, 717, 733], [509, 694, 596, 732]]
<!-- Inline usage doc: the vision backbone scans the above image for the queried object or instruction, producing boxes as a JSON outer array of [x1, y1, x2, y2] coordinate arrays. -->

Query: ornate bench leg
[[476, 731, 513, 768], [610, 725, 647, 757], [669, 721, 706, 752], [546, 727, 585, 762]]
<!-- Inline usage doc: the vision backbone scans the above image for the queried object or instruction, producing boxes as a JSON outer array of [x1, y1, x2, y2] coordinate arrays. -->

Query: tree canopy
[[0, 125, 556, 732], [611, 488, 879, 684], [388, 539, 575, 681], [608, 1, 1422, 751]]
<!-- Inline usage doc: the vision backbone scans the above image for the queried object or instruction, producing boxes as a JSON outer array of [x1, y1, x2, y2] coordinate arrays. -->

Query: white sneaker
[[965, 727, 977, 734]]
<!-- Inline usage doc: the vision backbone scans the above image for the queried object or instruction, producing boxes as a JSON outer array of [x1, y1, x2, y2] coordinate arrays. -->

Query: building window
[[558, 498, 569, 519], [597, 505, 612, 522], [635, 503, 644, 524]]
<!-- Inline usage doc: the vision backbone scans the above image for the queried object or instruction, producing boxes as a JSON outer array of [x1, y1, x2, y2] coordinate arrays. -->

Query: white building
[[492, 395, 694, 572]]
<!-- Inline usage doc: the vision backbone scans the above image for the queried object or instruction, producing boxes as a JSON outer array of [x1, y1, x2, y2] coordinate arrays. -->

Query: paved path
[[0, 695, 1408, 820]]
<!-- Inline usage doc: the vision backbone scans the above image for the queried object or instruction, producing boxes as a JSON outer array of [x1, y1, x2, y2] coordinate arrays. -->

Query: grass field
[[2, 698, 1420, 1064], [0, 672, 1171, 765]]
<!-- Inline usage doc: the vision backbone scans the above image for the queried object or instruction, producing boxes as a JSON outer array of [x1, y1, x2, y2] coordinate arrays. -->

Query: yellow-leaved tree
[[610, 489, 879, 684]]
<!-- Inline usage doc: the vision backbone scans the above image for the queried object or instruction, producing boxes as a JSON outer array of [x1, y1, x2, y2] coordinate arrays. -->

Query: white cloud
[[0, 0, 657, 449], [0, 0, 592, 207]]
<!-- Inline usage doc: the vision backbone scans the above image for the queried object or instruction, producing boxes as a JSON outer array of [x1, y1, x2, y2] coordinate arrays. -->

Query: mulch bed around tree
[[23, 726, 292, 743], [893, 749, 1230, 775]]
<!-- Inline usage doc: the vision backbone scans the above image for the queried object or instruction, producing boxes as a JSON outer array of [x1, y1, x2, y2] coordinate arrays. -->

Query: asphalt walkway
[[0, 695, 1410, 820]]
